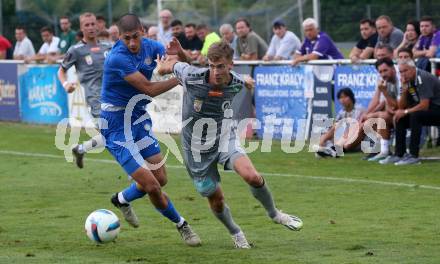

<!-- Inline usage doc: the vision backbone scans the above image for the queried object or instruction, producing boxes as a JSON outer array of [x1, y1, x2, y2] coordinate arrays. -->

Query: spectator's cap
[[273, 20, 286, 28]]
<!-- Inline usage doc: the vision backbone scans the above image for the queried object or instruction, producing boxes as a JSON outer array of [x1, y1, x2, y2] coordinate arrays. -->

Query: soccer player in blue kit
[[100, 14, 201, 246]]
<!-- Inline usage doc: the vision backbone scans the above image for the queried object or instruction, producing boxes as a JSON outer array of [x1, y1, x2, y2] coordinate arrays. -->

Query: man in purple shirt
[[413, 16, 436, 59], [292, 18, 343, 65]]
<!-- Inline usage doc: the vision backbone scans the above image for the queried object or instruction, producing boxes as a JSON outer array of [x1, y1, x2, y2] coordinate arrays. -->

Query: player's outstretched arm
[[243, 75, 255, 90], [124, 71, 179, 97]]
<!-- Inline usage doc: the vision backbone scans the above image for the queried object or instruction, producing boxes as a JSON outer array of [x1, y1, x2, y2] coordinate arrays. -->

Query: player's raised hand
[[166, 37, 183, 55], [156, 54, 177, 75], [243, 75, 255, 90]]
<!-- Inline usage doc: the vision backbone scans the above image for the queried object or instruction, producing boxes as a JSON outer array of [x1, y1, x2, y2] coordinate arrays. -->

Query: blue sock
[[121, 183, 146, 203], [156, 199, 182, 224]]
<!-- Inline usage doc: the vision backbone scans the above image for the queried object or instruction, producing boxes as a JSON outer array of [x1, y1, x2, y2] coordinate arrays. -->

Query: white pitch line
[[1, 150, 440, 191]]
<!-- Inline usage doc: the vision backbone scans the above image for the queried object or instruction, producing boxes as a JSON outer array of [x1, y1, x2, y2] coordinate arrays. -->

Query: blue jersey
[[101, 38, 166, 110]]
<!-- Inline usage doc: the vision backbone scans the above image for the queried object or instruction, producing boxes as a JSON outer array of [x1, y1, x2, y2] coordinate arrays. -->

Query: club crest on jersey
[[144, 57, 152, 65], [85, 55, 93, 65], [193, 99, 203, 112]]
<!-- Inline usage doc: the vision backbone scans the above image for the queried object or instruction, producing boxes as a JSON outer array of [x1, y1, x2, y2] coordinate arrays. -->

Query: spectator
[[375, 43, 394, 60], [375, 15, 404, 50], [381, 59, 440, 165], [13, 26, 35, 60], [293, 18, 343, 65], [414, 17, 436, 72], [0, 34, 12, 59], [108, 24, 119, 43], [196, 24, 221, 63], [315, 87, 365, 158], [349, 19, 378, 61], [27, 26, 60, 63], [75, 31, 84, 43], [235, 18, 268, 60], [158, 9, 173, 46], [183, 23, 203, 61], [97, 30, 110, 43], [348, 58, 400, 161], [96, 15, 108, 34], [171, 19, 186, 44], [58, 16, 77, 54], [147, 26, 159, 41], [397, 47, 413, 60], [394, 20, 420, 58], [219, 23, 239, 60], [263, 20, 301, 61]]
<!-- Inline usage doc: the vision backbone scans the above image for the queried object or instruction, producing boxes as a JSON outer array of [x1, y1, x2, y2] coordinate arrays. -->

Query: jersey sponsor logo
[[85, 55, 93, 65], [208, 90, 223, 97], [90, 47, 101, 52], [104, 51, 109, 58], [187, 79, 204, 85], [193, 99, 203, 112], [60, 40, 67, 48]]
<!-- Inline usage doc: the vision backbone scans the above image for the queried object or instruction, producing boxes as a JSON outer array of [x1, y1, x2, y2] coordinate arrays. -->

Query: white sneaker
[[110, 193, 139, 228], [232, 231, 251, 249], [177, 221, 202, 247], [367, 152, 389, 162], [379, 155, 402, 165], [272, 211, 303, 231]]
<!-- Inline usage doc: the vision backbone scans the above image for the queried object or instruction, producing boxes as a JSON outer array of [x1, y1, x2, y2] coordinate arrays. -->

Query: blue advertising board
[[254, 65, 312, 139], [19, 65, 68, 124], [334, 65, 378, 114], [0, 63, 20, 121]]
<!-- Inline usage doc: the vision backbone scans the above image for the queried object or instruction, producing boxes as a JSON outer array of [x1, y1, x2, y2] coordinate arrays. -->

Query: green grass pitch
[[0, 122, 439, 263]]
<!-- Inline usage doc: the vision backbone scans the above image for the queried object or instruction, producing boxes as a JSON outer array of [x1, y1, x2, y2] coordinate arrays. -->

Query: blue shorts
[[101, 110, 161, 175]]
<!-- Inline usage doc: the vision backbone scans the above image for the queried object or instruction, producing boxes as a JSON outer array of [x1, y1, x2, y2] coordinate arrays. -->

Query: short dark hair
[[337, 87, 356, 105], [375, 57, 394, 69], [59, 16, 70, 21], [76, 31, 84, 39], [397, 47, 413, 58], [185, 23, 196, 29], [40, 26, 53, 34], [171, 19, 183, 27], [376, 43, 393, 54], [15, 26, 26, 32], [360, 19, 375, 28], [97, 30, 109, 38], [117, 13, 142, 33], [96, 15, 106, 22], [420, 16, 434, 24], [196, 24, 209, 31], [406, 20, 421, 36], [207, 41, 233, 62], [273, 20, 286, 29], [235, 18, 250, 28]]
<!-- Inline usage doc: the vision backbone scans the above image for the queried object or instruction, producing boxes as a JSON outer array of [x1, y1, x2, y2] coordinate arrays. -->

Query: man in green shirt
[[58, 16, 77, 54], [196, 24, 221, 64]]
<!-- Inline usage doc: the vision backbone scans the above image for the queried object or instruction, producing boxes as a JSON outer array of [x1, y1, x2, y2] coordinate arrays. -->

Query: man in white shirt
[[219, 23, 239, 59], [263, 20, 301, 61], [27, 26, 60, 63], [13, 26, 35, 60], [158, 9, 173, 46]]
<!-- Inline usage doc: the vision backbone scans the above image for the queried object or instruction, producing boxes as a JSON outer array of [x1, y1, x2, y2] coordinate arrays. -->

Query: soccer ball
[[85, 209, 120, 244]]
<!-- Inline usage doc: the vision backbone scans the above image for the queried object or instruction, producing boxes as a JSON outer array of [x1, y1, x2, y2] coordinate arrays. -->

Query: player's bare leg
[[233, 155, 303, 231]]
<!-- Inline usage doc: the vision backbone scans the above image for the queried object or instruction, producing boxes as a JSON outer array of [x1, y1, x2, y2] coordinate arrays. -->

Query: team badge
[[60, 40, 67, 48], [85, 55, 93, 65], [193, 99, 203, 112], [144, 56, 152, 65]]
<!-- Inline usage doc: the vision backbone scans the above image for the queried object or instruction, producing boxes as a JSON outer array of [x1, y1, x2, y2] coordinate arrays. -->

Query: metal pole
[[107, 0, 112, 25], [297, 0, 304, 40], [157, 0, 162, 26], [416, 0, 420, 20], [366, 4, 371, 19], [313, 0, 320, 27], [0, 0, 4, 35]]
